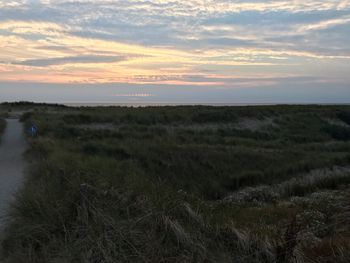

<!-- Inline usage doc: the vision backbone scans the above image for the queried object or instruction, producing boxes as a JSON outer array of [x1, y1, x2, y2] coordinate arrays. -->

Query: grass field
[[1, 102, 350, 262]]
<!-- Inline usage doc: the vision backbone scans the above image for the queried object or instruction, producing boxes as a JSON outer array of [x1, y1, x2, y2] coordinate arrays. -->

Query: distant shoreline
[[1, 101, 350, 108], [63, 102, 350, 107], [64, 102, 278, 107]]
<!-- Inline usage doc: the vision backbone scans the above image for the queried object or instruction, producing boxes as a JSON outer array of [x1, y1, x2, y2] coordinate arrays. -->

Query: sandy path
[[0, 118, 26, 229]]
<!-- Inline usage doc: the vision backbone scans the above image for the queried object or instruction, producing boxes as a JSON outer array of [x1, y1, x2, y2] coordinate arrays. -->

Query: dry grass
[[224, 167, 350, 206], [2, 104, 350, 262], [0, 117, 6, 141]]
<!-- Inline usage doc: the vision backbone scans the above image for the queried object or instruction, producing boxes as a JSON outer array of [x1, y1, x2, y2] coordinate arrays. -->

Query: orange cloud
[[0, 19, 348, 86]]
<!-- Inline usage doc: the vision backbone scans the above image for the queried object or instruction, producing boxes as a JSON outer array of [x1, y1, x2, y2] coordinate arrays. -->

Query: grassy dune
[[1, 103, 350, 262]]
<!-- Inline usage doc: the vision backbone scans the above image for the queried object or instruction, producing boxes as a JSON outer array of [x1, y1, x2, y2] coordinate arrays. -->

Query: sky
[[0, 0, 350, 104]]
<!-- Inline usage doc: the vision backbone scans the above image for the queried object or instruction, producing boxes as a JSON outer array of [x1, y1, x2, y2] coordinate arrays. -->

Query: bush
[[337, 110, 350, 125], [19, 112, 32, 122], [63, 113, 92, 124], [192, 108, 237, 123], [324, 124, 350, 141], [0, 118, 6, 140]]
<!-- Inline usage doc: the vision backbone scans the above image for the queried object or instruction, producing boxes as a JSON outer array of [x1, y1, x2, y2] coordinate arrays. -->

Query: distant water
[[64, 102, 278, 107], [63, 102, 350, 108]]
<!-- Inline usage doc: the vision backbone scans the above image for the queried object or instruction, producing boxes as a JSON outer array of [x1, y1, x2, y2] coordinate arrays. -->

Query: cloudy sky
[[0, 0, 350, 104]]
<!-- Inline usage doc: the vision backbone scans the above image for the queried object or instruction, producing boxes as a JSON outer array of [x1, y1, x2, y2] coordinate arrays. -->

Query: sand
[[0, 118, 26, 229]]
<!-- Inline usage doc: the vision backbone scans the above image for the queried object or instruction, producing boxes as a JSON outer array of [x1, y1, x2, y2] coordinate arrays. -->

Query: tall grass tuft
[[0, 117, 6, 142], [224, 167, 350, 206]]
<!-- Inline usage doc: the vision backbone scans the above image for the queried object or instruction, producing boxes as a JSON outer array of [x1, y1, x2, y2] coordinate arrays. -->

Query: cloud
[[12, 55, 127, 67], [297, 15, 350, 32], [0, 0, 349, 94], [0, 20, 65, 36]]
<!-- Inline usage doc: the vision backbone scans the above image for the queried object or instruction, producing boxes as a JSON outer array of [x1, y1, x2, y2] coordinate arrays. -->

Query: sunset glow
[[0, 1, 350, 103]]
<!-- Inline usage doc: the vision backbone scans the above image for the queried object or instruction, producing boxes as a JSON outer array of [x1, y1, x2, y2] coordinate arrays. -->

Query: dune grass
[[0, 116, 6, 142], [1, 103, 350, 262]]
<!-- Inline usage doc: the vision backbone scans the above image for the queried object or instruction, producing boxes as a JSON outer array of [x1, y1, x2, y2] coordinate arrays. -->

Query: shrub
[[192, 108, 237, 123], [63, 113, 92, 124], [0, 117, 6, 140], [324, 124, 350, 141], [337, 110, 350, 125], [19, 112, 32, 122]]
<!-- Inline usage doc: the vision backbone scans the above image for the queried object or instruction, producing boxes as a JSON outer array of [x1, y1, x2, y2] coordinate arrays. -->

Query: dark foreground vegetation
[[1, 103, 350, 262], [0, 113, 6, 141]]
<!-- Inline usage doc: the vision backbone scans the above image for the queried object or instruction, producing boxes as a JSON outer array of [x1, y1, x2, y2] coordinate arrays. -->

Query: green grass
[[0, 116, 6, 142], [1, 104, 350, 262]]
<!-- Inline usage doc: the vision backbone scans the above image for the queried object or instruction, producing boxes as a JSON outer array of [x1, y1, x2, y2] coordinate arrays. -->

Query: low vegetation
[[1, 103, 350, 262], [0, 114, 6, 141]]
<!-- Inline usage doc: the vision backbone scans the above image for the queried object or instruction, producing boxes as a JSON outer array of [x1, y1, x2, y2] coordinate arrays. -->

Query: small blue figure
[[29, 123, 38, 137]]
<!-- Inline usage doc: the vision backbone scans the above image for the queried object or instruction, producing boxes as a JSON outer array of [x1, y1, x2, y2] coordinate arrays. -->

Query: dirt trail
[[0, 118, 26, 229]]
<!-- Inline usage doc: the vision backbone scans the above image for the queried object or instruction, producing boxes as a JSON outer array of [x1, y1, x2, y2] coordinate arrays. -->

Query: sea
[[1, 101, 347, 108], [63, 102, 345, 108]]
